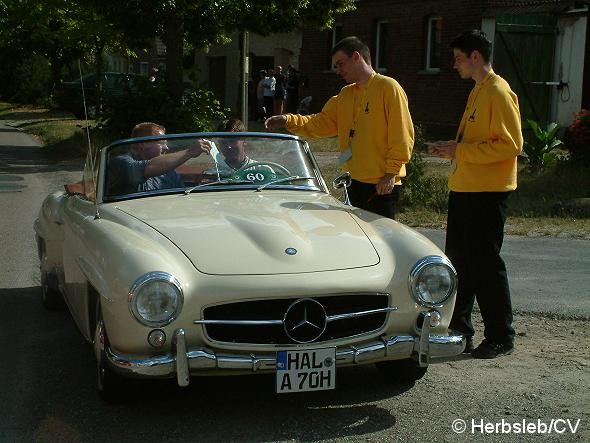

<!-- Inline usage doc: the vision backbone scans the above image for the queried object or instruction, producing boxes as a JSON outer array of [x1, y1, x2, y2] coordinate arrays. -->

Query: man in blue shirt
[[108, 122, 211, 196]]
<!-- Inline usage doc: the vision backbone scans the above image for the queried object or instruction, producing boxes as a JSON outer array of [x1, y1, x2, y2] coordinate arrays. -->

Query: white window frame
[[139, 62, 149, 76], [375, 20, 389, 71], [426, 16, 442, 72]]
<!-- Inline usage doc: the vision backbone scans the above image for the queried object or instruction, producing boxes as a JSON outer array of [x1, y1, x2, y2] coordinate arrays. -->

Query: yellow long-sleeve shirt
[[284, 72, 414, 184], [451, 70, 523, 192]]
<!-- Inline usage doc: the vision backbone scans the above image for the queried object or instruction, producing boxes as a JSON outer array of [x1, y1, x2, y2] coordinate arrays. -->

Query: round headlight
[[129, 272, 183, 327], [409, 256, 457, 307]]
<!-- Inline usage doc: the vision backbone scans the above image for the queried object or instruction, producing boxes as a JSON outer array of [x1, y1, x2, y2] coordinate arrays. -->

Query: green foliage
[[400, 125, 449, 211], [102, 81, 230, 137], [10, 55, 52, 103], [523, 119, 563, 171], [565, 109, 590, 165]]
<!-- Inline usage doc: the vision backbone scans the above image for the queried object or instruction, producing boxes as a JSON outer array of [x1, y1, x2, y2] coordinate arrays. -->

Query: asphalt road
[[0, 124, 588, 442]]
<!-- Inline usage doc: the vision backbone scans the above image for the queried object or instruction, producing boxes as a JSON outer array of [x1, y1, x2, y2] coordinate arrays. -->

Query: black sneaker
[[463, 337, 474, 354], [471, 340, 514, 359]]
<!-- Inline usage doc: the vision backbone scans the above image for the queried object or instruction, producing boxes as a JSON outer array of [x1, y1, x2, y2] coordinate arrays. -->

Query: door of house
[[208, 56, 226, 104], [493, 14, 557, 124]]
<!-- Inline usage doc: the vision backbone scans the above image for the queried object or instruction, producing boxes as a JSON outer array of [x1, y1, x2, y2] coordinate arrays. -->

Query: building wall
[[300, 0, 489, 136], [191, 32, 302, 113], [554, 13, 588, 125]]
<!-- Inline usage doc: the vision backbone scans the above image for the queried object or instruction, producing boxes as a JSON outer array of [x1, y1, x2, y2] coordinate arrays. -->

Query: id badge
[[338, 147, 352, 165]]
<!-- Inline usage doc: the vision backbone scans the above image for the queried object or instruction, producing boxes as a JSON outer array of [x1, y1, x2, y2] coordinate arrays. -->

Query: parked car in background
[[34, 132, 465, 401], [54, 72, 147, 118]]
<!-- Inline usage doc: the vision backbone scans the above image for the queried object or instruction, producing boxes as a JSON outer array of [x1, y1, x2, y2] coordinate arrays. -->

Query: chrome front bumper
[[99, 312, 466, 387]]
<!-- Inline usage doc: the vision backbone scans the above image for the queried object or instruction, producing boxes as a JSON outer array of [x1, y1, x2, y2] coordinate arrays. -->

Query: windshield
[[103, 133, 322, 201]]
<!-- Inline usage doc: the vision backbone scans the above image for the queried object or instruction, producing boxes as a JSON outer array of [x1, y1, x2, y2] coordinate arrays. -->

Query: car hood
[[115, 192, 380, 275]]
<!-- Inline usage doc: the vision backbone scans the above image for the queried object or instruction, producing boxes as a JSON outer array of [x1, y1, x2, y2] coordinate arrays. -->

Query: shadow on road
[[0, 286, 418, 442], [0, 144, 83, 175]]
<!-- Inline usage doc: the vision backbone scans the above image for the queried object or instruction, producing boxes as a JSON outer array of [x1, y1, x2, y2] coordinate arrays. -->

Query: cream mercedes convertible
[[34, 132, 465, 399]]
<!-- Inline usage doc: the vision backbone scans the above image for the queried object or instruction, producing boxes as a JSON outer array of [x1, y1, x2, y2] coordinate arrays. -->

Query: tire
[[95, 303, 127, 404], [375, 359, 428, 382], [40, 243, 64, 310]]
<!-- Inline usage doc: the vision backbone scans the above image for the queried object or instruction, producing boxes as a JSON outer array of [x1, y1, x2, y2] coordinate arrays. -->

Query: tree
[[99, 0, 356, 99]]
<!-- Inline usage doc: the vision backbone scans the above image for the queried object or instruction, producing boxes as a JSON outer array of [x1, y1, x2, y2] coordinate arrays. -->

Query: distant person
[[273, 65, 287, 115], [256, 70, 267, 121], [265, 36, 414, 219], [428, 30, 523, 359], [262, 69, 275, 120], [108, 122, 211, 196], [286, 65, 300, 113]]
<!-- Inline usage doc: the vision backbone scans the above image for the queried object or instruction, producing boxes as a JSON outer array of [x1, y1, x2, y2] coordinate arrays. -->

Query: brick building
[[298, 0, 589, 136]]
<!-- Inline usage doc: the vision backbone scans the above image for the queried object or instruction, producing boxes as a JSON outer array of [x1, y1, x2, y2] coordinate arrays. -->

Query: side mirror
[[332, 172, 351, 205]]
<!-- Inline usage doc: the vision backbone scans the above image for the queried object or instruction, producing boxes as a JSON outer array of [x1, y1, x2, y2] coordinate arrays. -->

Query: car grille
[[200, 293, 391, 345]]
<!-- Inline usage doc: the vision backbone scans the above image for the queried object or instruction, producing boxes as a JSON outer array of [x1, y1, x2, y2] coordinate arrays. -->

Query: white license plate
[[275, 347, 336, 393]]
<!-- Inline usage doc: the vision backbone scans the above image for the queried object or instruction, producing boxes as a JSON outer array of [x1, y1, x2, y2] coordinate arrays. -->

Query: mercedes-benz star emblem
[[283, 298, 327, 343]]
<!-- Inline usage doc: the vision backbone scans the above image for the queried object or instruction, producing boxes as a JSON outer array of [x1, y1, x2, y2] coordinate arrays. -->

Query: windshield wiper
[[185, 179, 254, 195], [256, 176, 316, 191]]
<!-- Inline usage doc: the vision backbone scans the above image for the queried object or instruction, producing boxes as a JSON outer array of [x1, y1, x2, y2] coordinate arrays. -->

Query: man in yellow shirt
[[429, 30, 523, 359], [265, 36, 414, 219]]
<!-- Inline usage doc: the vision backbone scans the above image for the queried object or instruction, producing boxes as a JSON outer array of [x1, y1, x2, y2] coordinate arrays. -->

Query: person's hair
[[217, 117, 245, 132], [331, 36, 372, 65], [259, 69, 266, 76], [131, 122, 165, 137], [451, 29, 492, 63]]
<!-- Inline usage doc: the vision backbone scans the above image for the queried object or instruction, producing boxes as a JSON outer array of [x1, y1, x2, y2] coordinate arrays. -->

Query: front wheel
[[95, 304, 127, 403], [375, 359, 427, 382]]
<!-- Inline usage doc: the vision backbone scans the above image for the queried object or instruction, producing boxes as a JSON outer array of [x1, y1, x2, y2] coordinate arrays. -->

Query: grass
[[2, 102, 589, 238], [0, 102, 112, 156]]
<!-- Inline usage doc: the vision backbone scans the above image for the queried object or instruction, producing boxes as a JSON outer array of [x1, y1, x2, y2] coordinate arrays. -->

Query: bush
[[565, 109, 590, 164], [522, 119, 563, 172], [400, 125, 449, 211], [4, 54, 51, 103], [102, 80, 229, 137]]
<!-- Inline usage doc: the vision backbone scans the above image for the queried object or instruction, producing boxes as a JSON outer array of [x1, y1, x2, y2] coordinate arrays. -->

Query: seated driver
[[108, 122, 211, 196], [214, 118, 274, 174]]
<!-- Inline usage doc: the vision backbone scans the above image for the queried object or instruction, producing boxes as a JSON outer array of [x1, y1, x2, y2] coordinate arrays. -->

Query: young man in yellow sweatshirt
[[429, 30, 523, 359], [265, 36, 414, 219]]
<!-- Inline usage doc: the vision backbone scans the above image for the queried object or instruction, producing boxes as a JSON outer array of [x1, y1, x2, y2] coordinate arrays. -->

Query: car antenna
[[77, 60, 100, 220]]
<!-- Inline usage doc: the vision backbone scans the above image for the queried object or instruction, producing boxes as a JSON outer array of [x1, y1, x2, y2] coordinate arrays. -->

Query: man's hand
[[265, 115, 287, 131], [187, 139, 212, 158], [427, 140, 457, 159], [376, 173, 396, 195]]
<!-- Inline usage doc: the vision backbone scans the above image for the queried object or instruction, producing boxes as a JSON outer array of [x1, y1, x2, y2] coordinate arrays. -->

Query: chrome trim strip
[[327, 307, 398, 322], [104, 325, 465, 386], [194, 319, 284, 325], [194, 306, 397, 326]]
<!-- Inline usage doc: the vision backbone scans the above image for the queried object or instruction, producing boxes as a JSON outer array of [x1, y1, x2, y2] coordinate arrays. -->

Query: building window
[[139, 62, 149, 76], [376, 20, 389, 70], [329, 24, 343, 70], [425, 16, 442, 71]]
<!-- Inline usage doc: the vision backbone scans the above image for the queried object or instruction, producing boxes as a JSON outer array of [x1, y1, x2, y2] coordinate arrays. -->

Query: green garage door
[[494, 14, 557, 124]]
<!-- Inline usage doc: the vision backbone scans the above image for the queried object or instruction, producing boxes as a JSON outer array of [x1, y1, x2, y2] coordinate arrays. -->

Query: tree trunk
[[163, 6, 185, 101], [94, 38, 105, 118]]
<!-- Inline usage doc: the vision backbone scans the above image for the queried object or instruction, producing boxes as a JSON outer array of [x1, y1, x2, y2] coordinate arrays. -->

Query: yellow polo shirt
[[451, 70, 523, 192], [284, 72, 414, 184]]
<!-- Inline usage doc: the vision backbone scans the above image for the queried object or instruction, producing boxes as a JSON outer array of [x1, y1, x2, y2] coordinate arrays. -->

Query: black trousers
[[348, 179, 399, 219], [446, 191, 515, 344]]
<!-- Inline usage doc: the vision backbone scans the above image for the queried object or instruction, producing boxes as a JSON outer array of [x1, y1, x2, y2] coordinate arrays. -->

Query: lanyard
[[348, 73, 375, 143]]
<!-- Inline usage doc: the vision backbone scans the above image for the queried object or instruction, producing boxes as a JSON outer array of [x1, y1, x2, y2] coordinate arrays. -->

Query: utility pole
[[241, 31, 250, 129]]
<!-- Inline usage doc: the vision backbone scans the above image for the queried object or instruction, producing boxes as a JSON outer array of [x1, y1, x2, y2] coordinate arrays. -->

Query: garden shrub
[[400, 125, 449, 211], [565, 109, 590, 165], [101, 79, 229, 137]]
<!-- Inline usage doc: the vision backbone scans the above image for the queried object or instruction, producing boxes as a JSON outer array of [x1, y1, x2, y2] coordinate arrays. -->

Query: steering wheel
[[235, 161, 291, 177]]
